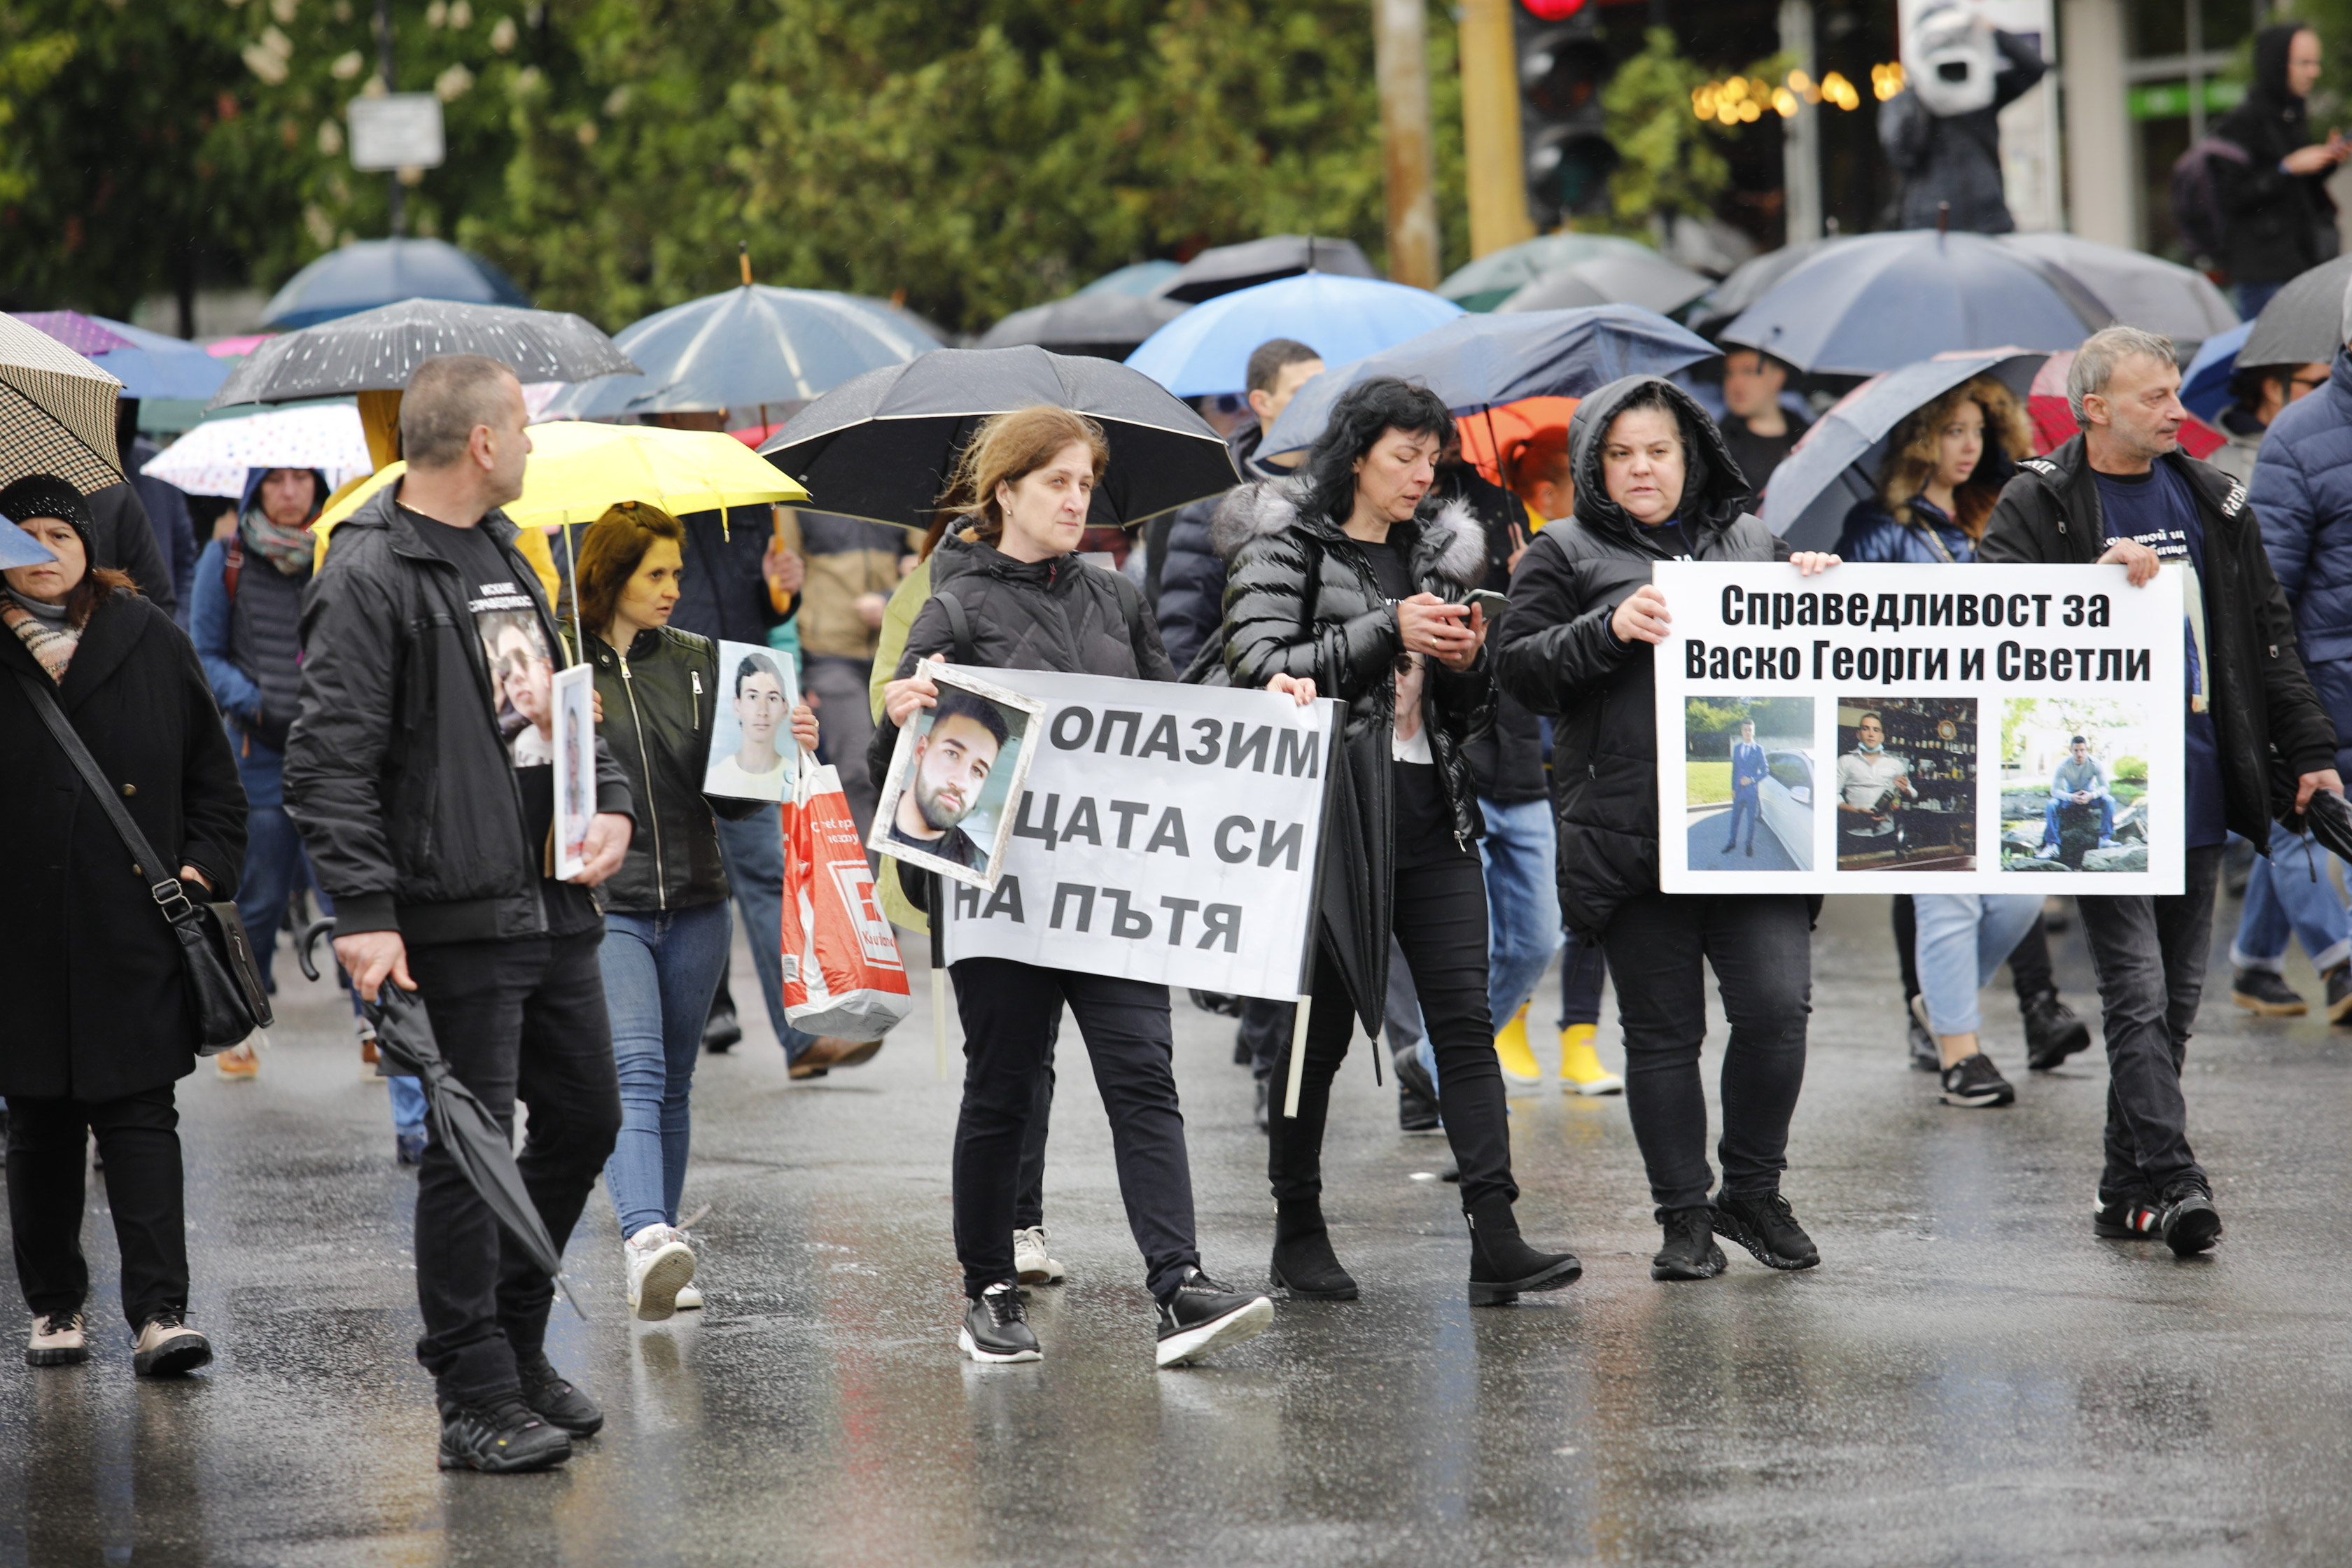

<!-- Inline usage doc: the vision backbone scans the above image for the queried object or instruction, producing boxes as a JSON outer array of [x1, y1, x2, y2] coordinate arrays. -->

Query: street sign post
[[346, 93, 445, 173]]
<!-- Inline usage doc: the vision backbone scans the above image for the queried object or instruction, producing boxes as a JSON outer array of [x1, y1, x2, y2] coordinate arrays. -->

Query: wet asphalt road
[[6, 891, 2352, 1568]]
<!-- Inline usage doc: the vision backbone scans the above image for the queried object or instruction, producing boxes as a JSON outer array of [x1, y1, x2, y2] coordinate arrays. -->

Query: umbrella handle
[[295, 916, 338, 983]]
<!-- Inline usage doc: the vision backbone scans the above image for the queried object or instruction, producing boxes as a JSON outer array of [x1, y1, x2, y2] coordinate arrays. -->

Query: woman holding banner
[[875, 405, 1276, 1371], [1494, 375, 1838, 1283], [569, 502, 818, 1324], [1214, 376, 1583, 1307]]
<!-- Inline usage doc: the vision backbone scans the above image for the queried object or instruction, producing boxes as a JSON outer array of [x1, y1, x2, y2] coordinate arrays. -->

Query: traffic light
[[1517, 0, 1618, 227]]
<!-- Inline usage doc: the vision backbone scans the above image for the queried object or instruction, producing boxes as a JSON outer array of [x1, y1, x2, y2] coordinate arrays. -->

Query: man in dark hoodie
[[1494, 375, 1838, 1285], [1877, 6, 2047, 233], [1980, 326, 2343, 1256], [2215, 24, 2347, 317]]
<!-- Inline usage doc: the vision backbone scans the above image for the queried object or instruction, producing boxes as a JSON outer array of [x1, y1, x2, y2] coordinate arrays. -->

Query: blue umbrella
[[2180, 321, 2254, 423], [1721, 231, 2108, 376], [0, 517, 61, 570], [1126, 274, 1463, 398], [1758, 349, 2049, 552], [1078, 260, 1183, 298], [14, 312, 229, 401], [1262, 304, 1718, 456], [261, 239, 531, 330], [538, 285, 935, 421]]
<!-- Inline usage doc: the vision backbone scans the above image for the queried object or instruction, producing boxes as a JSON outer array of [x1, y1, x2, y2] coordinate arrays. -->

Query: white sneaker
[[673, 1284, 704, 1311], [1012, 1226, 1065, 1285], [624, 1224, 696, 1322]]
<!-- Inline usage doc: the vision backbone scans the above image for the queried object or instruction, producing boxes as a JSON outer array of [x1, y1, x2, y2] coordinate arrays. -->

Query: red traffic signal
[[1519, 0, 1590, 18]]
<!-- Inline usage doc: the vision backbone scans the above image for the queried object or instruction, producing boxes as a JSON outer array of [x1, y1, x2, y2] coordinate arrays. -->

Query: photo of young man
[[704, 650, 795, 801], [886, 685, 1009, 872]]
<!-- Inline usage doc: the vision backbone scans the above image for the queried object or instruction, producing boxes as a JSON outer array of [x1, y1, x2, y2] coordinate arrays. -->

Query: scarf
[[239, 505, 316, 579], [2, 591, 77, 684]]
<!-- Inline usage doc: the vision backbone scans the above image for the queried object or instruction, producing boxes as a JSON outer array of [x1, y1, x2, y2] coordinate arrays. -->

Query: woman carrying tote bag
[[0, 475, 248, 1376]]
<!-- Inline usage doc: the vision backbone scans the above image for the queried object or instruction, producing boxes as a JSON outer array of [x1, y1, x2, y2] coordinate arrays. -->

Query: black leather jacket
[[573, 625, 766, 916]]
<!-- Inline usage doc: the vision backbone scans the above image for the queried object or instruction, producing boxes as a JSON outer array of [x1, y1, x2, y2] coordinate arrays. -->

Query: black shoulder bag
[[13, 670, 274, 1053]]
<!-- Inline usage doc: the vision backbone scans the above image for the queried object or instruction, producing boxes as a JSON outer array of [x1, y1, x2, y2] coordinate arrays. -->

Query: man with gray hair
[[287, 353, 638, 1473], [1982, 324, 2342, 1256]]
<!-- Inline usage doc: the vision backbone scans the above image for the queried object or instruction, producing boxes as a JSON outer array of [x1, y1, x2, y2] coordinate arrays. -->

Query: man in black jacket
[[1980, 326, 2343, 1256], [286, 354, 637, 1474]]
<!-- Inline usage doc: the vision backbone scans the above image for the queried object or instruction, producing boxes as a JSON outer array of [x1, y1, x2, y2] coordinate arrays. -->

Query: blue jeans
[[2042, 797, 2113, 846], [1478, 797, 1564, 1030], [713, 812, 820, 1063], [1912, 894, 2046, 1036], [2232, 820, 2352, 974], [600, 900, 733, 1237]]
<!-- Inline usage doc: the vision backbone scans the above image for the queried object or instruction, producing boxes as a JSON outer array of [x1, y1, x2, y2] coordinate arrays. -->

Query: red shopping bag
[[779, 762, 913, 1040]]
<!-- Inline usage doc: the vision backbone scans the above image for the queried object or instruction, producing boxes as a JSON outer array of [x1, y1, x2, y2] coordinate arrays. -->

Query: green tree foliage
[[3, 0, 1470, 337], [1597, 29, 1731, 232]]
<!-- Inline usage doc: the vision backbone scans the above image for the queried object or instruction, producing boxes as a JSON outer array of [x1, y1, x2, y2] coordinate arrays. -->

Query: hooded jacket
[[1154, 421, 1289, 674], [190, 467, 328, 762], [1492, 376, 1790, 937], [2216, 24, 2340, 286], [1979, 433, 2338, 843], [1877, 28, 2047, 234], [1212, 475, 1492, 1031]]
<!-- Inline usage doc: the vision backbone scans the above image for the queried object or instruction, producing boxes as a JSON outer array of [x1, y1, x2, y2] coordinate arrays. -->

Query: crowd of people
[[8, 290, 2351, 1476]]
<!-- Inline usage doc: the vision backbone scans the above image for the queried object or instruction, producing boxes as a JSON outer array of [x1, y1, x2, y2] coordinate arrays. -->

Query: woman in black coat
[[1216, 376, 1581, 1307], [0, 475, 245, 1378], [2215, 24, 2348, 313]]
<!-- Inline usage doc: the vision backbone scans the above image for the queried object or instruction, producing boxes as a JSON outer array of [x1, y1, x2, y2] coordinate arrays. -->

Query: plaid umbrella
[[0, 312, 125, 493]]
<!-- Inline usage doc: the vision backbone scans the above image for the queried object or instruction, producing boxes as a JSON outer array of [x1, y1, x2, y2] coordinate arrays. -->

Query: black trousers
[[407, 931, 622, 1402], [7, 1084, 187, 1331], [1600, 892, 1812, 1212], [1892, 895, 2056, 1007], [1012, 1026, 1056, 1232], [2076, 844, 2221, 1200], [1271, 849, 1518, 1212], [950, 959, 1198, 1301]]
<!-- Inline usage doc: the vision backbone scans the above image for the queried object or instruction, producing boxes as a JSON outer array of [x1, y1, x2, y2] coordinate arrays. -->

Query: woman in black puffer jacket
[[1494, 374, 1836, 1286], [1215, 376, 1581, 1307]]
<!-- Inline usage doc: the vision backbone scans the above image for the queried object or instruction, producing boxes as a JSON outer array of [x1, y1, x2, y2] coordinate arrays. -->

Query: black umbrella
[[2239, 254, 2352, 370], [209, 300, 638, 409], [2300, 785, 2352, 865], [297, 921, 580, 1315], [975, 293, 1189, 358], [757, 346, 1238, 529], [1156, 235, 1379, 304]]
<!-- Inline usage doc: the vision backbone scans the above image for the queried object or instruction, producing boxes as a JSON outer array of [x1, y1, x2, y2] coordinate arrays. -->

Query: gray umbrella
[[1998, 232, 2238, 345], [209, 300, 637, 409], [976, 293, 1189, 358], [2239, 255, 2352, 369], [1156, 235, 1379, 303], [1497, 254, 1716, 318]]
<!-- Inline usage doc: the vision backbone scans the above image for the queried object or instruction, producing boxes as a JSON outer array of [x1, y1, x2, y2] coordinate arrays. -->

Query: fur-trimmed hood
[[1208, 475, 1488, 589]]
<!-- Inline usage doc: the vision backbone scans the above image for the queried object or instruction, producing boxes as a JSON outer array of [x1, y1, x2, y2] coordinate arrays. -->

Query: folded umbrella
[[2239, 255, 2352, 370], [1126, 274, 1464, 398], [1997, 232, 2238, 346], [1154, 234, 1378, 304], [1721, 230, 2110, 375], [760, 345, 1236, 529], [210, 299, 638, 410], [140, 402, 372, 499], [15, 312, 231, 402], [1261, 304, 1717, 457], [2302, 786, 2352, 865], [1496, 254, 1715, 318], [538, 284, 934, 422], [976, 293, 1189, 358], [261, 238, 531, 330], [0, 311, 125, 493], [1760, 349, 2049, 551], [1438, 232, 1661, 314]]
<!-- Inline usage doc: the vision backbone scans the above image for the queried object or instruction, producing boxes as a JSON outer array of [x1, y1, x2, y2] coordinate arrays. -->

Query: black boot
[[1269, 1202, 1359, 1300], [1464, 1194, 1581, 1306]]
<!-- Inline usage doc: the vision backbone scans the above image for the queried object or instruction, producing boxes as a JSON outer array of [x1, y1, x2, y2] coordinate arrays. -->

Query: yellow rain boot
[[1558, 1024, 1623, 1096], [1493, 1002, 1544, 1089]]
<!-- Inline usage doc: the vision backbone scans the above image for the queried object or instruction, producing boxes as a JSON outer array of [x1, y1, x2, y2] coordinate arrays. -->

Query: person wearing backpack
[[2211, 24, 2348, 316]]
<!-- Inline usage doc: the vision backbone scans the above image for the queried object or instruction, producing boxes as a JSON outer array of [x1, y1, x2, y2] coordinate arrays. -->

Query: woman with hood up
[[1492, 377, 1838, 1284], [2215, 23, 2348, 316], [1214, 374, 1583, 1307]]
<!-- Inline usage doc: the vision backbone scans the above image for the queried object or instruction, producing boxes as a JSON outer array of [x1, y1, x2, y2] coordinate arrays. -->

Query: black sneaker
[[1394, 1047, 1441, 1135], [1939, 1053, 2015, 1108], [517, 1350, 604, 1437], [1711, 1189, 1819, 1271], [2327, 962, 2352, 1024], [2092, 1190, 2163, 1240], [1154, 1268, 1273, 1368], [701, 1003, 743, 1054], [959, 1282, 1041, 1364], [1906, 1013, 1940, 1073], [438, 1394, 573, 1473], [1651, 1205, 1726, 1282], [2158, 1182, 2222, 1256], [1253, 1077, 1270, 1134], [2022, 990, 2093, 1070], [2231, 969, 2307, 1016]]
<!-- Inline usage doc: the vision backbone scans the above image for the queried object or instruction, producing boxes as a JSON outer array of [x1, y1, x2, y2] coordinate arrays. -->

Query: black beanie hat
[[0, 474, 94, 553]]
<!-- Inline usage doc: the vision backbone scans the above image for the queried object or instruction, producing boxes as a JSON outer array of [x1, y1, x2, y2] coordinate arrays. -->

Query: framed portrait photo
[[867, 664, 1044, 891]]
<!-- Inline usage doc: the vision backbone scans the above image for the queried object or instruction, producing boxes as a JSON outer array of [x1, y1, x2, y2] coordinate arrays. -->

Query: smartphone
[[1463, 589, 1508, 622]]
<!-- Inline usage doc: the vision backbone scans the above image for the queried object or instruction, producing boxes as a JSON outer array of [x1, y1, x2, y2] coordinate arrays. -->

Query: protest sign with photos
[[868, 665, 1044, 890], [940, 668, 1342, 1002], [702, 640, 802, 803], [551, 662, 596, 881], [1653, 561, 2185, 893]]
